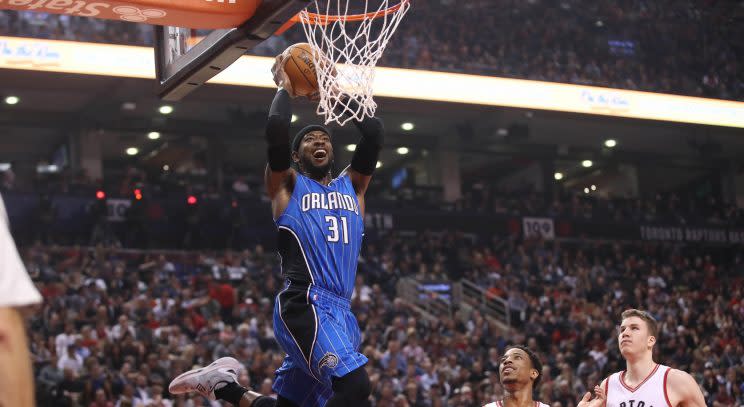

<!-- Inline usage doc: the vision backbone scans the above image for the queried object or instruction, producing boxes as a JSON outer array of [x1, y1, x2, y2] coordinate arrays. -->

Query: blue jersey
[[275, 173, 363, 299]]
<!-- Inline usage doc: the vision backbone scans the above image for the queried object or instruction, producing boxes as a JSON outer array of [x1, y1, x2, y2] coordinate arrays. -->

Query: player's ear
[[648, 335, 656, 348], [291, 150, 300, 163], [530, 368, 539, 381]]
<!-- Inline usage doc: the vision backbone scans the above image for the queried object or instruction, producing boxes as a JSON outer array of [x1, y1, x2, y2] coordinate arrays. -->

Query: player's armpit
[[666, 369, 706, 407], [265, 165, 296, 219], [0, 307, 36, 407]]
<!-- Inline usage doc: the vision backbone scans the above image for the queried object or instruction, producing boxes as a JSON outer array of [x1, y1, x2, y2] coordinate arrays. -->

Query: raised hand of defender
[[577, 385, 606, 407], [271, 50, 297, 98]]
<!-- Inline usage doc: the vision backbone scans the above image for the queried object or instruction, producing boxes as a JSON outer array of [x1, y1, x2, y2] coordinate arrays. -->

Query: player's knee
[[332, 366, 371, 401]]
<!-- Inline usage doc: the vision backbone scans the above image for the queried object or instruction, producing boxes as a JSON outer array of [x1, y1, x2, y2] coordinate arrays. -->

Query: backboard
[[154, 0, 311, 101]]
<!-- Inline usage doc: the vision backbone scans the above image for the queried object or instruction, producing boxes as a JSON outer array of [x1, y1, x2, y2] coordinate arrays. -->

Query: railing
[[457, 279, 510, 327], [395, 278, 452, 321]]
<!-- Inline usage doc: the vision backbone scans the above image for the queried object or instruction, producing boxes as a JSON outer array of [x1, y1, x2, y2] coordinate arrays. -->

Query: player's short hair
[[621, 309, 658, 338], [505, 345, 543, 388]]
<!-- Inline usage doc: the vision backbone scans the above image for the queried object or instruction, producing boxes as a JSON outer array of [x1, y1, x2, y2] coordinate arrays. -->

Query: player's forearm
[[350, 116, 384, 175], [265, 88, 292, 171], [0, 307, 36, 407]]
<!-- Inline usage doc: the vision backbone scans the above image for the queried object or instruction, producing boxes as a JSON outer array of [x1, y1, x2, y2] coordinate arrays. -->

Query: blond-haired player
[[587, 309, 706, 407]]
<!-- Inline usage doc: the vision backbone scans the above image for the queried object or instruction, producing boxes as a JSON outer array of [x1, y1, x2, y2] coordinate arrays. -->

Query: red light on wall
[[134, 189, 143, 201], [187, 195, 197, 205], [96, 190, 106, 200]]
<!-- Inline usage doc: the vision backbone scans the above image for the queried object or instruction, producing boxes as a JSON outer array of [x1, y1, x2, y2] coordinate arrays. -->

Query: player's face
[[499, 348, 537, 389], [618, 316, 656, 356], [296, 130, 333, 178]]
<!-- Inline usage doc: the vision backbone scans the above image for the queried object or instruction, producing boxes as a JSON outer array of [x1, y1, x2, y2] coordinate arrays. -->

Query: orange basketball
[[284, 43, 320, 97]]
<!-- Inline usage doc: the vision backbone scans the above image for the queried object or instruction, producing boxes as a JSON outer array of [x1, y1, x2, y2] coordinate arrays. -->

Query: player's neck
[[503, 385, 534, 407], [624, 354, 657, 385], [305, 171, 332, 185]]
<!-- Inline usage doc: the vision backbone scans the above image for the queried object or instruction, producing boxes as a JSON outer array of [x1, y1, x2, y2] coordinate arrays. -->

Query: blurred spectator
[[13, 233, 741, 405]]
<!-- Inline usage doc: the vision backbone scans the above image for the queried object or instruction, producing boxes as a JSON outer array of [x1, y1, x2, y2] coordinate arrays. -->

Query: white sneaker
[[169, 357, 244, 400]]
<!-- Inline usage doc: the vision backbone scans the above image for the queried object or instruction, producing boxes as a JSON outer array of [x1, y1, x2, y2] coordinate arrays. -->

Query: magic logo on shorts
[[318, 352, 339, 370]]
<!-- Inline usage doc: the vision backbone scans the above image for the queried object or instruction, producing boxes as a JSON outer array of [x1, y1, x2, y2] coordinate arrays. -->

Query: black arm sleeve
[[265, 89, 292, 172], [349, 104, 384, 176]]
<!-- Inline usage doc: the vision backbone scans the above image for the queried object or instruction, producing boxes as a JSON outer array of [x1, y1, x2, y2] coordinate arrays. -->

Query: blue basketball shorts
[[271, 282, 368, 407]]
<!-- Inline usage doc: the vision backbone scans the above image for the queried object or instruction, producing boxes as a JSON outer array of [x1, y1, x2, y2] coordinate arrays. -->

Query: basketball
[[283, 43, 320, 97]]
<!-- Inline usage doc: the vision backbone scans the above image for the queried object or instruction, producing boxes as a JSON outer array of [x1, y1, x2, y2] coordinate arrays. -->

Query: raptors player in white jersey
[[596, 309, 705, 407], [484, 346, 551, 407]]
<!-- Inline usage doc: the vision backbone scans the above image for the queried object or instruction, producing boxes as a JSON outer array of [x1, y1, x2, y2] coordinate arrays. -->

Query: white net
[[299, 0, 410, 126]]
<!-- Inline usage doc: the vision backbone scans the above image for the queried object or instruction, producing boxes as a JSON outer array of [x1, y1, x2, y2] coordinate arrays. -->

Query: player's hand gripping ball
[[272, 43, 323, 100]]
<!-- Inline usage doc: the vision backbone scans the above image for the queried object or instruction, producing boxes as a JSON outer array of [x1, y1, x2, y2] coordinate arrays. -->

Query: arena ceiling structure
[[1, 66, 743, 174]]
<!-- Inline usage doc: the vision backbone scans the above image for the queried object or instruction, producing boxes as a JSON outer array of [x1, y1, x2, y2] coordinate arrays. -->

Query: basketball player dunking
[[169, 50, 382, 406], [582, 309, 706, 407], [484, 346, 551, 407]]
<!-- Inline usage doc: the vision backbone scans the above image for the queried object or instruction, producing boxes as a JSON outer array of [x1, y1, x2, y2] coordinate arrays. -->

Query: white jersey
[[0, 194, 42, 307], [483, 401, 550, 407], [606, 364, 672, 407]]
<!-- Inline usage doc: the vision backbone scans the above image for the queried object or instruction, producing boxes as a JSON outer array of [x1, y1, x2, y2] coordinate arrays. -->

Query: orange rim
[[291, 0, 409, 25]]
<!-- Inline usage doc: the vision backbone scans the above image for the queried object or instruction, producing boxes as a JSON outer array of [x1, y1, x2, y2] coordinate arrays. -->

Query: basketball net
[[298, 0, 410, 126]]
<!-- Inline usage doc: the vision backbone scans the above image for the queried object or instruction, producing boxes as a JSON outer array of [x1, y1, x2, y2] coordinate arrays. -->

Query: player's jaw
[[499, 361, 520, 386], [300, 143, 333, 179]]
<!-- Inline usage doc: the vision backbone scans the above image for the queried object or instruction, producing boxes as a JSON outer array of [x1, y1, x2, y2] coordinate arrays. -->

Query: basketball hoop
[[279, 0, 411, 126]]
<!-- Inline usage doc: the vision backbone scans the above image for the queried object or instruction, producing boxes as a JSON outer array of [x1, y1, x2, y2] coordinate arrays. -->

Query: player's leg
[[324, 303, 372, 407], [273, 286, 334, 406], [325, 365, 372, 407], [307, 293, 371, 406], [168, 357, 300, 407]]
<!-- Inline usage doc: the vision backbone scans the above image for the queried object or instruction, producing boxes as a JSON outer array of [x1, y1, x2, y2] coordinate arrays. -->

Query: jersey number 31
[[325, 216, 349, 244]]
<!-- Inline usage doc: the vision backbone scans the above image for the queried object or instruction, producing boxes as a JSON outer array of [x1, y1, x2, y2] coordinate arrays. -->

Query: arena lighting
[[126, 147, 139, 156], [401, 122, 415, 131], [163, 165, 170, 171], [584, 187, 590, 194], [396, 147, 409, 155], [346, 144, 357, 152], [554, 172, 564, 180], [604, 139, 617, 148], [376, 161, 383, 169], [96, 190, 106, 200], [4, 96, 19, 105], [121, 102, 136, 111], [582, 160, 593, 168], [291, 114, 299, 123], [0, 163, 10, 171], [187, 195, 198, 205], [2, 37, 743, 128], [591, 184, 597, 191], [159, 105, 174, 115], [148, 132, 161, 140]]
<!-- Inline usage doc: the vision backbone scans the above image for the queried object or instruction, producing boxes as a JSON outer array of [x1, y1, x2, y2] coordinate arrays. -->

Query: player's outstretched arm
[[666, 369, 706, 407], [342, 114, 384, 213], [0, 307, 36, 406], [264, 87, 297, 219]]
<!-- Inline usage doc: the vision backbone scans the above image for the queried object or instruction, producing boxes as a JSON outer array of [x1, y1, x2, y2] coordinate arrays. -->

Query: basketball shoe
[[169, 357, 244, 400]]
